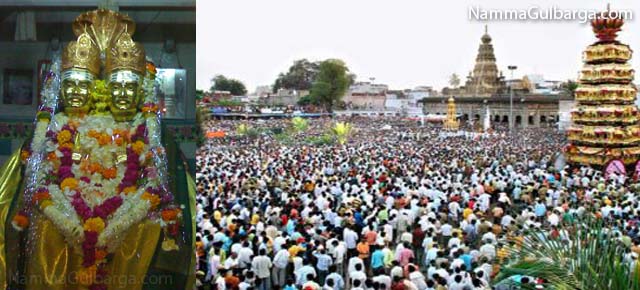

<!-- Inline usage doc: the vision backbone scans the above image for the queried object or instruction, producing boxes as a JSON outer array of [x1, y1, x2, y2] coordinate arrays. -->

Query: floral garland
[[13, 112, 182, 289]]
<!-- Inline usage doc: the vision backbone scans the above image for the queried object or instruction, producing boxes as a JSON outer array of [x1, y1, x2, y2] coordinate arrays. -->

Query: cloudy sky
[[196, 0, 639, 92]]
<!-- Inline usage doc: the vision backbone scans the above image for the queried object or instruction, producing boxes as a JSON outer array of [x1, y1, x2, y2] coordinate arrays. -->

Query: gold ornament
[[105, 31, 146, 76], [73, 9, 135, 53], [61, 32, 101, 77]]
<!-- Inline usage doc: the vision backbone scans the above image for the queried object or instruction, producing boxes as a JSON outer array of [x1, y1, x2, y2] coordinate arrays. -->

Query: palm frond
[[494, 216, 640, 290]]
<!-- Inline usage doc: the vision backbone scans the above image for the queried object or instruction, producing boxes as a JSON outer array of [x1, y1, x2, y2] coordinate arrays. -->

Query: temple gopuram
[[422, 26, 573, 129], [566, 8, 639, 171]]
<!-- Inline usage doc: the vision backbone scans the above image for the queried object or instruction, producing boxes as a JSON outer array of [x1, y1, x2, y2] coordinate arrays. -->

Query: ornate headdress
[[61, 32, 101, 79], [73, 9, 135, 53], [105, 31, 146, 81]]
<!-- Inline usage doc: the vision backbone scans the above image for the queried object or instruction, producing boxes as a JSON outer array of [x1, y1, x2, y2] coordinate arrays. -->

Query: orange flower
[[57, 130, 72, 144], [114, 136, 124, 146], [12, 214, 29, 230], [47, 152, 58, 161], [87, 130, 99, 138], [142, 105, 158, 113], [142, 192, 161, 210], [131, 140, 146, 155], [161, 208, 180, 222], [101, 167, 117, 179], [58, 143, 73, 151], [89, 163, 102, 174], [32, 191, 51, 206], [83, 217, 105, 233], [95, 249, 108, 261], [60, 178, 78, 191], [20, 150, 30, 162], [122, 186, 137, 195], [67, 119, 80, 131], [97, 134, 111, 146], [113, 129, 129, 141]]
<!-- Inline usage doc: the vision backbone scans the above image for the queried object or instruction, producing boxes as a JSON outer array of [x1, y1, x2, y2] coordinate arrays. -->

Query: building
[[343, 82, 388, 110], [254, 85, 272, 98], [260, 88, 308, 106], [384, 92, 409, 112], [422, 26, 572, 128], [444, 26, 507, 97], [524, 74, 564, 95]]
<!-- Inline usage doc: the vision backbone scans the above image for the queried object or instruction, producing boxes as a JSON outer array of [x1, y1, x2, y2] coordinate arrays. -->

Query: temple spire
[[463, 26, 505, 96]]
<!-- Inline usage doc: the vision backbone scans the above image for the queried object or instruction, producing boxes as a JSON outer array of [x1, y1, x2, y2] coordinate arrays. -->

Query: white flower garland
[[97, 188, 151, 251], [31, 113, 163, 251]]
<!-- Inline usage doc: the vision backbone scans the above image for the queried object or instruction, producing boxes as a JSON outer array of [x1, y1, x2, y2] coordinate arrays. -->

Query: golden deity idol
[[105, 31, 146, 122], [0, 9, 195, 290], [60, 31, 100, 116]]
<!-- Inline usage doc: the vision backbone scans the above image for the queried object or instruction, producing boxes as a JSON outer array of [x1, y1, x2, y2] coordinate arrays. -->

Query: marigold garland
[[16, 109, 182, 290]]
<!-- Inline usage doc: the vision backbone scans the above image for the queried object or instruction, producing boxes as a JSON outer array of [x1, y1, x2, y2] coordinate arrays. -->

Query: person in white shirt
[[272, 247, 290, 287], [295, 260, 317, 286], [325, 265, 345, 290], [223, 252, 239, 269], [251, 249, 272, 290], [408, 265, 428, 290], [349, 263, 367, 290], [372, 268, 392, 290], [332, 240, 347, 277], [344, 227, 359, 254], [237, 241, 254, 268]]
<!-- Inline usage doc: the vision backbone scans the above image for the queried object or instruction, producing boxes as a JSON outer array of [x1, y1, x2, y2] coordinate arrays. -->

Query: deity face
[[61, 70, 94, 115], [108, 70, 142, 121]]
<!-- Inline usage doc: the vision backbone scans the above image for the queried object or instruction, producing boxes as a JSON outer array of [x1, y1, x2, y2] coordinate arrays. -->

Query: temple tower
[[566, 9, 639, 167], [463, 26, 506, 97]]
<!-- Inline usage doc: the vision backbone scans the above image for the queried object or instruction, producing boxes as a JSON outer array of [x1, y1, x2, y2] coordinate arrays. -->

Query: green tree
[[330, 121, 353, 144], [210, 75, 247, 96], [290, 117, 309, 133], [297, 95, 318, 106], [273, 59, 320, 93], [561, 79, 579, 98], [195, 89, 205, 100], [310, 59, 352, 112]]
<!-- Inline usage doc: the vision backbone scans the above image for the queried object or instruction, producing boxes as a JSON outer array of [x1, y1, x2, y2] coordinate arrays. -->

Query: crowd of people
[[194, 116, 640, 290]]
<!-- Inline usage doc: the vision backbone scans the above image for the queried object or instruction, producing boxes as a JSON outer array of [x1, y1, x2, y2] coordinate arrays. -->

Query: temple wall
[[423, 101, 560, 128]]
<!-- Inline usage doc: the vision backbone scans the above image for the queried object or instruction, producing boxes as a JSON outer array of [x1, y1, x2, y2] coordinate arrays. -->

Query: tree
[[561, 79, 578, 98], [449, 73, 461, 88], [290, 117, 309, 133], [310, 59, 352, 112], [330, 122, 353, 145], [272, 59, 320, 93], [195, 89, 205, 100], [297, 95, 318, 106], [210, 75, 247, 96]]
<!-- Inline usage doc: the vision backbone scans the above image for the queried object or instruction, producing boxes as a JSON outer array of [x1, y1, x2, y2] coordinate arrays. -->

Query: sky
[[196, 0, 640, 92]]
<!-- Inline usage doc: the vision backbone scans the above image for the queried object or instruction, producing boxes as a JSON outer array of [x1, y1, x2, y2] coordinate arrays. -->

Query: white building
[[343, 82, 388, 110], [525, 74, 563, 95], [384, 93, 409, 111]]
